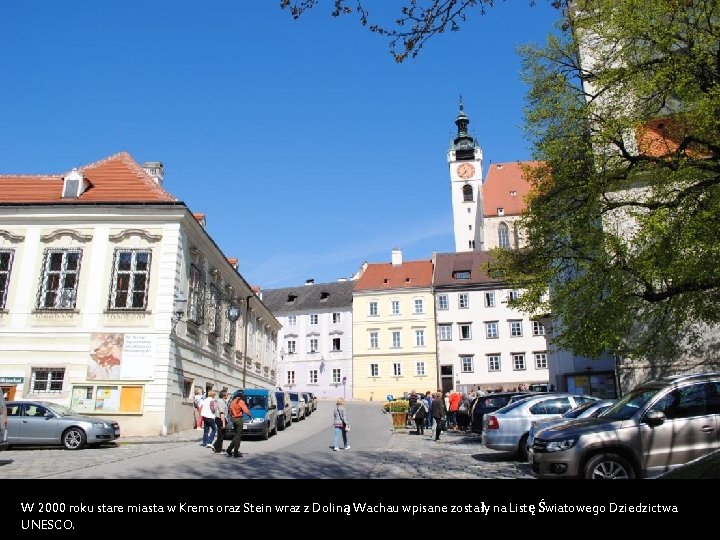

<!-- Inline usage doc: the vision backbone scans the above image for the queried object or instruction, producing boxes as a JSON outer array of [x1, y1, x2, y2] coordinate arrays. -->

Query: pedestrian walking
[[332, 398, 350, 451], [212, 390, 229, 454], [410, 397, 428, 435], [226, 390, 252, 458], [200, 390, 217, 447], [193, 389, 205, 429], [431, 392, 446, 441]]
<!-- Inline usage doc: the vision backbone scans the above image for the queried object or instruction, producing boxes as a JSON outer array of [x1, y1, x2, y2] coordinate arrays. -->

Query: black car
[[470, 392, 530, 434]]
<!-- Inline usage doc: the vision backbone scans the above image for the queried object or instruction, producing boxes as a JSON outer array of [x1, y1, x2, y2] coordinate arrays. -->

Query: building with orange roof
[[0, 152, 280, 436], [351, 249, 437, 400]]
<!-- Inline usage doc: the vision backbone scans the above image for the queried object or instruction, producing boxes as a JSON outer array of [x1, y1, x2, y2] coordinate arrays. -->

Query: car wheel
[[62, 427, 87, 450], [584, 453, 636, 479], [262, 424, 269, 440], [517, 434, 529, 461]]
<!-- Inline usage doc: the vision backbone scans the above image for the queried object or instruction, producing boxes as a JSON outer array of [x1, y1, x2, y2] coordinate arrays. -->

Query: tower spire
[[452, 96, 476, 160]]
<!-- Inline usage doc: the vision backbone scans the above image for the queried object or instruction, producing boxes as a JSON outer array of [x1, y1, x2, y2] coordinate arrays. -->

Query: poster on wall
[[120, 334, 156, 379], [88, 333, 124, 380], [87, 333, 156, 380]]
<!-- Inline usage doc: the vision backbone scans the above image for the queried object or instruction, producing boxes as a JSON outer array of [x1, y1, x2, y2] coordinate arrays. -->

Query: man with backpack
[[226, 390, 252, 458], [410, 396, 428, 435]]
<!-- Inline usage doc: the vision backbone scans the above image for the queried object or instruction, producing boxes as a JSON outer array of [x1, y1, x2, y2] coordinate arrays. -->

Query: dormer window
[[453, 271, 471, 280], [287, 294, 297, 303], [320, 291, 330, 301], [497, 208, 505, 216], [62, 168, 89, 198]]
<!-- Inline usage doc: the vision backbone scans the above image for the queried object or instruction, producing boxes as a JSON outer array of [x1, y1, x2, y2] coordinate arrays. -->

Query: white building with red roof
[[0, 152, 280, 436]]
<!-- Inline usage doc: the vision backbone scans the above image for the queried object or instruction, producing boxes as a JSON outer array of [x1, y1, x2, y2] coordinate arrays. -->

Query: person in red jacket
[[226, 390, 252, 458]]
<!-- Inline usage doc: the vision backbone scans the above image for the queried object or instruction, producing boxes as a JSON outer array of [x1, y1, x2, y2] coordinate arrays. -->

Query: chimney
[[193, 213, 206, 227], [142, 162, 164, 185], [305, 279, 315, 286], [227, 257, 238, 270], [391, 248, 403, 266]]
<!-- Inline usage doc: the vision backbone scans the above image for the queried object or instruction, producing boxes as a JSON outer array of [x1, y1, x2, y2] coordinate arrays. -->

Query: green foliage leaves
[[494, 0, 720, 361]]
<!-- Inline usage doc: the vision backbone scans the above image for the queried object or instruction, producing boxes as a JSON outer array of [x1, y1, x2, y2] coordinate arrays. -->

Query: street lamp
[[171, 292, 187, 334], [242, 294, 253, 389]]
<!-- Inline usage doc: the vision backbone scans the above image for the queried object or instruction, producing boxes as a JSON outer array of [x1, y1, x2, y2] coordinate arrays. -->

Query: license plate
[[114, 429, 120, 436], [242, 424, 248, 430]]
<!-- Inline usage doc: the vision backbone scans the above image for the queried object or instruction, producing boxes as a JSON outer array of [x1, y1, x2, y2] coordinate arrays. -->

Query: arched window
[[498, 222, 510, 249], [462, 185, 473, 202]]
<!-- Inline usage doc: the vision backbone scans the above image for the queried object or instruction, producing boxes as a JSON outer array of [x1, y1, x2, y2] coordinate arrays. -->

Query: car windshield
[[601, 387, 660, 420], [563, 401, 598, 419], [245, 396, 267, 409], [289, 393, 299, 401], [46, 403, 78, 417]]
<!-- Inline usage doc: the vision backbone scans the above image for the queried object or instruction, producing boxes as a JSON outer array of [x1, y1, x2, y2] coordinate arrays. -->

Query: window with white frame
[[439, 324, 452, 341], [332, 337, 341, 351], [369, 331, 379, 348], [415, 329, 425, 347], [461, 355, 474, 373], [458, 293, 469, 309], [31, 367, 65, 393], [414, 299, 423, 314], [533, 320, 546, 336], [459, 323, 472, 340], [332, 369, 341, 384], [369, 301, 378, 316], [392, 331, 401, 348], [393, 363, 402, 376], [484, 291, 495, 307], [332, 312, 341, 324], [286, 370, 296, 385], [510, 320, 523, 337], [535, 352, 548, 369], [38, 249, 82, 310], [437, 294, 448, 310], [109, 249, 151, 310], [288, 315, 296, 326], [508, 290, 521, 302], [513, 354, 526, 370], [485, 321, 499, 339], [309, 369, 318, 384], [391, 300, 400, 315], [287, 340, 296, 354], [309, 338, 318, 353], [0, 250, 14, 310], [310, 314, 319, 325], [416, 361, 426, 376], [487, 355, 501, 372], [370, 364, 379, 377]]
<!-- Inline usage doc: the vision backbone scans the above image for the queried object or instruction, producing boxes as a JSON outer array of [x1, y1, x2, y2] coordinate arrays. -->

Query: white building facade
[[263, 280, 355, 400], [433, 251, 550, 393], [0, 152, 280, 436]]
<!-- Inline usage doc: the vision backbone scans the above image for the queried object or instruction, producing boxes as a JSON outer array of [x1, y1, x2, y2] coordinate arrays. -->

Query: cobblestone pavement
[[370, 428, 533, 479], [0, 414, 533, 480]]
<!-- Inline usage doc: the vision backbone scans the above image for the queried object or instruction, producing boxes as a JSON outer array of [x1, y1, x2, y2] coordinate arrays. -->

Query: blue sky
[[0, 1, 560, 289]]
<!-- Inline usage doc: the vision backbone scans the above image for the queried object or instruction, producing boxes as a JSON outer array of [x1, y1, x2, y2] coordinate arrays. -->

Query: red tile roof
[[354, 260, 433, 291], [0, 151, 177, 203], [483, 161, 541, 217]]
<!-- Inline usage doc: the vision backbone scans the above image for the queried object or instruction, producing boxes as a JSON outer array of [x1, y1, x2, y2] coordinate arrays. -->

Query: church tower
[[447, 99, 483, 252]]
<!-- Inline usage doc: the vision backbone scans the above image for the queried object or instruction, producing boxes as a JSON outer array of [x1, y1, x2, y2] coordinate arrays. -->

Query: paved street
[[0, 400, 532, 479]]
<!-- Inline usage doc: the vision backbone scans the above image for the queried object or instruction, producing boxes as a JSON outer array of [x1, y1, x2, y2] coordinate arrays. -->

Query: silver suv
[[529, 373, 720, 479]]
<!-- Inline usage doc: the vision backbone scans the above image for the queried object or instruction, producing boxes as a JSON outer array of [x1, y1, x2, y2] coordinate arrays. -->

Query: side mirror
[[644, 410, 666, 426]]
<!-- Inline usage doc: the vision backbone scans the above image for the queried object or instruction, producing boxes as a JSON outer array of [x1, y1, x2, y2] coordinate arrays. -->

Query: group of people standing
[[193, 388, 252, 458], [407, 389, 474, 441]]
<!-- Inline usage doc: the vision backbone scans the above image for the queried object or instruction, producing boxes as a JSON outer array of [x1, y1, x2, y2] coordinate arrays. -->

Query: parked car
[[225, 388, 277, 441], [483, 393, 599, 460], [301, 393, 312, 416], [5, 400, 120, 450], [529, 373, 720, 479], [526, 399, 615, 449], [656, 447, 720, 479], [0, 390, 7, 451], [288, 392, 306, 422], [470, 392, 530, 434], [306, 392, 318, 412], [275, 390, 292, 431]]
